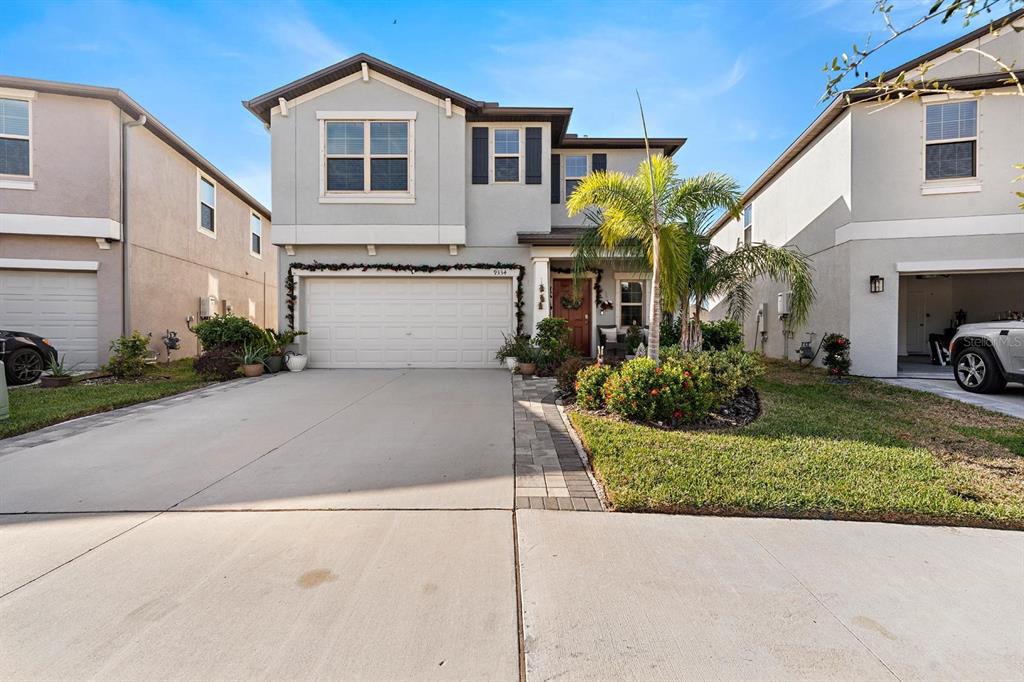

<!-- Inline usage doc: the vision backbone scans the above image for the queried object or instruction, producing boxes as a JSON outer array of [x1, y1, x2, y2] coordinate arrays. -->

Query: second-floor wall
[[550, 147, 653, 227]]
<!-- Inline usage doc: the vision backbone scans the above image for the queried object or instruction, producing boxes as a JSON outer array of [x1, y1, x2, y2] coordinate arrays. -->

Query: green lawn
[[1, 360, 214, 440], [570, 360, 1024, 529]]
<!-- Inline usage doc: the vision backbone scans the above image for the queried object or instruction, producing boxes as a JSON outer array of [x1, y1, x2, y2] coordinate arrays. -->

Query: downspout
[[120, 112, 147, 336]]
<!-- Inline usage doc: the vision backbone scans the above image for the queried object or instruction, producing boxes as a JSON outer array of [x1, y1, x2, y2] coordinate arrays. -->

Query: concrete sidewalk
[[517, 512, 1024, 681], [882, 377, 1024, 419]]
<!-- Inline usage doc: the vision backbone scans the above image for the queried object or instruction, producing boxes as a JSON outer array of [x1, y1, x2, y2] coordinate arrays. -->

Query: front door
[[552, 278, 592, 356]]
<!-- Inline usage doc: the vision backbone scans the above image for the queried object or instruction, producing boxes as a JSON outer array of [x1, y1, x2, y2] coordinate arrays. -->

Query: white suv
[[949, 321, 1024, 393]]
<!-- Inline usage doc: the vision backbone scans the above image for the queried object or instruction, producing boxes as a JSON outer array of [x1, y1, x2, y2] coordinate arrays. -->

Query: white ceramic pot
[[504, 357, 518, 371], [285, 353, 308, 372]]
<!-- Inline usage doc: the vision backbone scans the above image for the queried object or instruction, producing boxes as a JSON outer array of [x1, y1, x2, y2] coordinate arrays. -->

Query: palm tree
[[679, 207, 816, 350], [566, 155, 741, 361]]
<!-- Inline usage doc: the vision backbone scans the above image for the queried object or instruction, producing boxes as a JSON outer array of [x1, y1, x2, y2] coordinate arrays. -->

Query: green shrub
[[575, 363, 614, 410], [192, 315, 264, 351], [194, 349, 239, 380], [534, 317, 576, 374], [659, 344, 684, 362], [701, 319, 743, 351], [104, 331, 151, 379], [625, 325, 643, 353], [668, 348, 765, 409], [556, 357, 592, 395], [660, 314, 682, 347], [603, 358, 665, 422]]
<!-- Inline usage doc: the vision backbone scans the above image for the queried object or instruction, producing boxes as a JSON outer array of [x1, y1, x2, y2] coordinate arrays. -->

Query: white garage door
[[0, 269, 100, 370], [305, 276, 513, 368]]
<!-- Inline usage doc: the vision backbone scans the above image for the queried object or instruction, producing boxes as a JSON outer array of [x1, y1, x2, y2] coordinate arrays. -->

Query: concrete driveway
[[883, 376, 1024, 419], [2, 370, 1022, 680]]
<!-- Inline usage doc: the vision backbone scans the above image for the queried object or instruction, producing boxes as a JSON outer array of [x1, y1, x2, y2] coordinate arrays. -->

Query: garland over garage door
[[304, 276, 513, 368], [0, 269, 99, 370]]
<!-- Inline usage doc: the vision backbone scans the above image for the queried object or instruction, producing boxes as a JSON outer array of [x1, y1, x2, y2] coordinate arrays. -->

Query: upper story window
[[493, 129, 520, 182], [198, 174, 216, 236], [250, 212, 262, 257], [320, 112, 416, 202], [924, 100, 977, 180], [0, 97, 31, 177], [742, 204, 753, 246], [565, 155, 588, 200], [619, 280, 644, 327]]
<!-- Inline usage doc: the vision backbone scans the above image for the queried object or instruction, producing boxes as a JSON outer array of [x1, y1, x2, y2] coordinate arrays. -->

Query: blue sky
[[1, 0, 976, 209]]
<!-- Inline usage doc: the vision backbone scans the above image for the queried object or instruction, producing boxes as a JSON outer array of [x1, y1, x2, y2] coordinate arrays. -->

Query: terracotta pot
[[242, 363, 265, 378], [40, 375, 73, 388], [518, 362, 536, 376], [264, 354, 284, 373]]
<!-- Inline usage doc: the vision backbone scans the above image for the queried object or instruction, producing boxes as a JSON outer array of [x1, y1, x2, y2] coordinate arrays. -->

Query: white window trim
[[318, 112, 416, 203], [491, 126, 525, 184], [614, 275, 646, 328], [921, 97, 979, 185], [249, 211, 263, 259], [564, 154, 588, 201], [742, 204, 753, 246], [197, 170, 217, 238], [0, 88, 35, 182]]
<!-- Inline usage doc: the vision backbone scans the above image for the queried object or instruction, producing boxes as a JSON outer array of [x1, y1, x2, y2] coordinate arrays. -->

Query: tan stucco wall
[[0, 234, 124, 363], [125, 124, 277, 360], [0, 92, 121, 220]]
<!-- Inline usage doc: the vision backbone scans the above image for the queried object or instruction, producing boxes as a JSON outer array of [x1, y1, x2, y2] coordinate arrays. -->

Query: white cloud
[[270, 16, 346, 69]]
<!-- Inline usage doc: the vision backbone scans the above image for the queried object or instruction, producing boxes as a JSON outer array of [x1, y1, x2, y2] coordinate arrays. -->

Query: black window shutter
[[525, 127, 542, 184], [472, 127, 488, 184], [592, 153, 607, 173], [550, 153, 560, 204]]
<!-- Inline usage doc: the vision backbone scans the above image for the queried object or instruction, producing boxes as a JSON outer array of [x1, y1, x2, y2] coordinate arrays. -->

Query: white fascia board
[[0, 258, 99, 271], [896, 258, 1024, 274], [0, 213, 121, 240], [316, 111, 417, 120], [271, 70, 467, 117], [836, 213, 1023, 245], [270, 224, 467, 246]]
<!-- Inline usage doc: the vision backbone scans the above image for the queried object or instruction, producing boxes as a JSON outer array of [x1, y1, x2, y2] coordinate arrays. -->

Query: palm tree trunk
[[692, 303, 703, 351], [648, 230, 662, 362]]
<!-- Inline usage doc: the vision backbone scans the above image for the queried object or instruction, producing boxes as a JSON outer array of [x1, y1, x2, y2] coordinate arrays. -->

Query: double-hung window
[[250, 212, 262, 257], [565, 155, 588, 200], [323, 115, 413, 198], [0, 97, 31, 177], [619, 281, 644, 327], [924, 100, 977, 180], [742, 204, 753, 246], [493, 129, 520, 182], [198, 174, 216, 235]]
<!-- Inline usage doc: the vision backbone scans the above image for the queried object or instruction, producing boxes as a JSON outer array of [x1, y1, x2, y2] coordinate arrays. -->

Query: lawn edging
[[554, 396, 609, 511]]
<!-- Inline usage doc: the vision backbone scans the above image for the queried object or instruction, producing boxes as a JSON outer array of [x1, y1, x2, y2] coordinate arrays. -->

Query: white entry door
[[0, 269, 100, 369], [304, 276, 513, 368]]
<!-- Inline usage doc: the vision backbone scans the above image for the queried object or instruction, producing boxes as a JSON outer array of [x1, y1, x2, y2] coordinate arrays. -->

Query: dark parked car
[[1, 330, 59, 385]]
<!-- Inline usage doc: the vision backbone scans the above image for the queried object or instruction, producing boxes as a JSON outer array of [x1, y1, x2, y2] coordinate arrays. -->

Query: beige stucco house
[[0, 76, 276, 369], [708, 11, 1024, 377], [244, 54, 683, 367]]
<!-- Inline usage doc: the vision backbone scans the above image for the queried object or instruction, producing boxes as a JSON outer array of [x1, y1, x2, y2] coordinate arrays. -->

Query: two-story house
[[244, 54, 683, 368], [708, 11, 1024, 377], [0, 76, 276, 370]]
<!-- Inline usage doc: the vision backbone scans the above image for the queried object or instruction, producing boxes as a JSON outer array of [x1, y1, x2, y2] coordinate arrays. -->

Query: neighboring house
[[707, 12, 1024, 377], [243, 54, 683, 368], [0, 76, 276, 369]]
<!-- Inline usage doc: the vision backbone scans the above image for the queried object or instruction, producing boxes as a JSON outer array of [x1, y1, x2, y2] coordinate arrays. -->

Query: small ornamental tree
[[822, 333, 851, 379]]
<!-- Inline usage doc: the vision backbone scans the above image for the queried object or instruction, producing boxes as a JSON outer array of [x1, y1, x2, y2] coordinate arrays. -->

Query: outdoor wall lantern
[[869, 275, 884, 293], [538, 283, 546, 310]]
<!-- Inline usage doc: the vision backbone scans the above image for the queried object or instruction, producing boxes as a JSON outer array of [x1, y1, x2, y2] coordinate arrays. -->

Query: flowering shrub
[[105, 331, 151, 379], [556, 357, 592, 395], [822, 333, 851, 378], [580, 350, 764, 426], [575, 363, 614, 410]]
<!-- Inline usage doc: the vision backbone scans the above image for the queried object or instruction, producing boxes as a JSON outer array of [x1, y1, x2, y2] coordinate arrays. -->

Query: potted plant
[[235, 341, 270, 378], [41, 355, 74, 388], [517, 342, 539, 377], [495, 333, 530, 371], [264, 329, 307, 373], [625, 324, 643, 360], [285, 350, 308, 372]]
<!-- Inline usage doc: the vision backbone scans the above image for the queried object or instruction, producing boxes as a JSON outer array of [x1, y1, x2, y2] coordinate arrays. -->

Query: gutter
[[120, 112, 147, 336]]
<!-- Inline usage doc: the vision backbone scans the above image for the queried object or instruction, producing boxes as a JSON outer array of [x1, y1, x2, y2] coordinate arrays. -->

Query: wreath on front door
[[559, 295, 584, 310]]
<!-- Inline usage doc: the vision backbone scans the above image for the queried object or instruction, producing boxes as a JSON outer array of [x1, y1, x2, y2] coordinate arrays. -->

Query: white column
[[532, 257, 550, 331]]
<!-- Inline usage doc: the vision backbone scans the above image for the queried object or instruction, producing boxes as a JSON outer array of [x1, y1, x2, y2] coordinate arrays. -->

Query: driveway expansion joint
[[512, 376, 603, 511]]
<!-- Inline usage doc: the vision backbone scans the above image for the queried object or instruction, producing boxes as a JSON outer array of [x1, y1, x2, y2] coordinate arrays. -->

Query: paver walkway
[[513, 376, 603, 511]]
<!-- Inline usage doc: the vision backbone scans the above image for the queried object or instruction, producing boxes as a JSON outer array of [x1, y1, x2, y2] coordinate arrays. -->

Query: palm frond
[[710, 243, 816, 327]]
